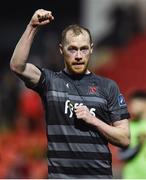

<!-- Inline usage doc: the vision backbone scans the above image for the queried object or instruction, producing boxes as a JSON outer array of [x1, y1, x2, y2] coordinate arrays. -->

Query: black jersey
[[28, 68, 130, 179]]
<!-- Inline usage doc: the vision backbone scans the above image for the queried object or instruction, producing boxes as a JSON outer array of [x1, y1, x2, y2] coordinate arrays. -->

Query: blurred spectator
[[118, 90, 146, 179]]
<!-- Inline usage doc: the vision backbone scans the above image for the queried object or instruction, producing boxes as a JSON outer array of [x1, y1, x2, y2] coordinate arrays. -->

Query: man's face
[[59, 30, 93, 74], [129, 99, 146, 119]]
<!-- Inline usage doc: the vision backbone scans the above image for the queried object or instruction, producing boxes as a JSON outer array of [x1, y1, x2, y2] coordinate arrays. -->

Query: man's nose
[[75, 50, 82, 60]]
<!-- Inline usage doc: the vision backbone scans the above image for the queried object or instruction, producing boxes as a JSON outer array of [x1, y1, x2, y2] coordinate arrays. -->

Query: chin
[[72, 68, 86, 74], [66, 64, 87, 75], [72, 65, 87, 74]]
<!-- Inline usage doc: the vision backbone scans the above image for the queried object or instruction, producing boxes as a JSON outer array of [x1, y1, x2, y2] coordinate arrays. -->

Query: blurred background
[[0, 0, 146, 178]]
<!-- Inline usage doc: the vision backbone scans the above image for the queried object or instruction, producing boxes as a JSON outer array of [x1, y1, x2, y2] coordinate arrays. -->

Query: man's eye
[[68, 48, 76, 53], [81, 48, 89, 54]]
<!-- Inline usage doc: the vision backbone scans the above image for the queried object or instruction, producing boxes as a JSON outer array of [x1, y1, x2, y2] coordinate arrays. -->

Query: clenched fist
[[74, 105, 96, 125], [30, 9, 54, 27]]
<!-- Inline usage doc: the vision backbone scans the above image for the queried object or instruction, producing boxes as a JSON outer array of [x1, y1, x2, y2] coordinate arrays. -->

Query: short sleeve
[[25, 68, 48, 95], [107, 80, 130, 122]]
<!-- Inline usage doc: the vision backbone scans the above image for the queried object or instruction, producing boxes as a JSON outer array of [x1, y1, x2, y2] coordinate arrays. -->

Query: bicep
[[15, 63, 41, 86]]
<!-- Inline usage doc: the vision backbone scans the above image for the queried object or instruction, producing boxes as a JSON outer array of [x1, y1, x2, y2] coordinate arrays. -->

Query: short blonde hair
[[61, 24, 92, 45]]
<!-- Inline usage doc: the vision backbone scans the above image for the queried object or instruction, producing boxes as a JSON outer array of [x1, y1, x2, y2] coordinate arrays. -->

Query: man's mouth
[[72, 62, 85, 65], [72, 63, 85, 69]]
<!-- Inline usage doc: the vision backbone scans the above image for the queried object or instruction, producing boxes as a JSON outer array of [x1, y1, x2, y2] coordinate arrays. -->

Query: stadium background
[[0, 0, 146, 178]]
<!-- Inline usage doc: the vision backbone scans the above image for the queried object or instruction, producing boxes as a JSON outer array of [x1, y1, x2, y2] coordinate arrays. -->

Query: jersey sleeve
[[107, 80, 130, 122], [25, 68, 52, 95]]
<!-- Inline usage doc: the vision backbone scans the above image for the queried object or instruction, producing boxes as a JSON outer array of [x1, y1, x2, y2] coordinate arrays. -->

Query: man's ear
[[59, 43, 63, 54], [90, 43, 94, 53]]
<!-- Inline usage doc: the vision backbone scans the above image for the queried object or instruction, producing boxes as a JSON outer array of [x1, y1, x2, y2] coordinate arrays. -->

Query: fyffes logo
[[65, 100, 96, 118]]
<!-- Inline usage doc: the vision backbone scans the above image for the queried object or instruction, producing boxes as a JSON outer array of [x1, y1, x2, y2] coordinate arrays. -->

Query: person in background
[[119, 90, 146, 179], [10, 9, 130, 179]]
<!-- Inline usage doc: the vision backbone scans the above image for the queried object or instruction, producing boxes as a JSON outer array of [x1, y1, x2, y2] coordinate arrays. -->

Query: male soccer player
[[10, 9, 130, 179]]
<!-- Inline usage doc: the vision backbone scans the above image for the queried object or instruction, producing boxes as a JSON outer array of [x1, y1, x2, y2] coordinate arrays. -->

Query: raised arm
[[10, 9, 54, 86]]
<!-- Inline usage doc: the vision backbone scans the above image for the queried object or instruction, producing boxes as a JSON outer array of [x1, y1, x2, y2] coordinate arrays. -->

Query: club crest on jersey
[[118, 94, 126, 107], [66, 83, 69, 88], [88, 86, 97, 95]]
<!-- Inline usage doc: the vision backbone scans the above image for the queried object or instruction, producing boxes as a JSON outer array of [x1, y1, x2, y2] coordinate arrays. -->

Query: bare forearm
[[90, 116, 130, 147], [75, 105, 130, 148], [10, 24, 38, 73]]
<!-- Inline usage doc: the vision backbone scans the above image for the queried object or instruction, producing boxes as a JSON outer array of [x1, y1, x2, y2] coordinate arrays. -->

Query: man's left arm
[[74, 105, 130, 148]]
